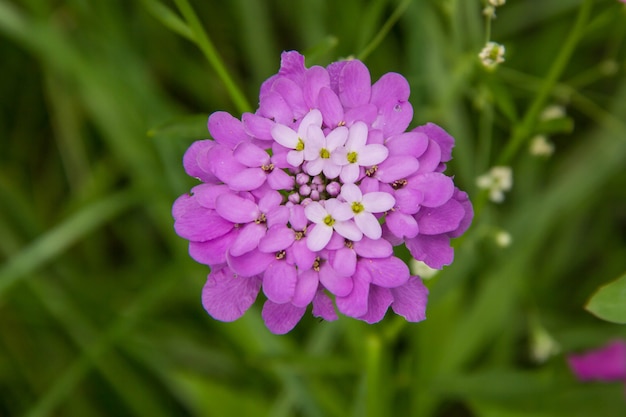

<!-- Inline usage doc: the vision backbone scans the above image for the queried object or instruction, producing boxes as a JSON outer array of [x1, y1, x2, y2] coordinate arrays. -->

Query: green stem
[[357, 0, 411, 61], [365, 332, 384, 417], [497, 0, 593, 166], [173, 0, 252, 114]]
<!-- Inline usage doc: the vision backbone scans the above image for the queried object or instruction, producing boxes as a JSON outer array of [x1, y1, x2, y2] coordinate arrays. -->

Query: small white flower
[[479, 42, 505, 70], [483, 5, 496, 18], [529, 135, 555, 157], [271, 109, 323, 167], [304, 199, 360, 251], [495, 230, 512, 247], [476, 166, 512, 203], [540, 104, 566, 121], [303, 125, 348, 179], [488, 0, 506, 6], [331, 121, 389, 183], [339, 183, 395, 240], [529, 322, 561, 363]]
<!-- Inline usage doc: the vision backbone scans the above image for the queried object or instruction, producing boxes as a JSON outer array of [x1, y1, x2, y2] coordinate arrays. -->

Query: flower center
[[254, 213, 267, 224], [365, 165, 378, 177], [392, 179, 408, 190], [261, 163, 274, 172], [351, 202, 364, 214], [347, 151, 358, 164], [296, 138, 305, 151], [323, 214, 335, 226], [320, 148, 330, 159]]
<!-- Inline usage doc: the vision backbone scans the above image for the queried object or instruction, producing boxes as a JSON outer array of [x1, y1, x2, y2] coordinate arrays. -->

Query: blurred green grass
[[1, 0, 626, 416]]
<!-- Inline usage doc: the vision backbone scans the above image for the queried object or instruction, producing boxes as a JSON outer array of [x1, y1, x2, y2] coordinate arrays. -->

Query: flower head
[[173, 51, 473, 333], [476, 166, 513, 203], [479, 41, 506, 70]]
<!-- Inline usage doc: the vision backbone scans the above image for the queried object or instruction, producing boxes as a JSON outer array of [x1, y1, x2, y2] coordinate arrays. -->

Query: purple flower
[[173, 51, 473, 334], [568, 340, 626, 385]]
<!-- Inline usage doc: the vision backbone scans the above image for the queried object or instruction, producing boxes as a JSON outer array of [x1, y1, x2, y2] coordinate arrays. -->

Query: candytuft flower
[[479, 41, 506, 69], [568, 340, 626, 387], [173, 51, 473, 334]]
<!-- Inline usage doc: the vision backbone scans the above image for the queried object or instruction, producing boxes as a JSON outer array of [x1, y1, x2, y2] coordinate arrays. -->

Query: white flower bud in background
[[479, 42, 505, 70], [477, 166, 513, 203], [529, 135, 555, 157], [494, 230, 513, 248], [540, 104, 566, 121], [489, 0, 506, 6]]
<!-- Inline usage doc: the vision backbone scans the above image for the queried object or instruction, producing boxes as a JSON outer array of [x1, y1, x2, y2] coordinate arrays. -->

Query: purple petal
[[318, 87, 344, 128], [259, 92, 293, 125], [263, 261, 297, 303], [206, 144, 247, 184], [262, 300, 306, 334], [406, 234, 453, 269], [372, 99, 413, 137], [272, 77, 308, 118], [326, 60, 348, 94], [202, 268, 261, 321], [449, 189, 474, 238], [289, 204, 307, 230], [234, 142, 269, 167], [413, 123, 455, 163], [227, 249, 275, 277], [259, 225, 295, 252], [353, 237, 393, 258], [568, 340, 626, 382], [228, 168, 267, 191], [386, 132, 429, 158], [278, 51, 307, 84], [292, 269, 319, 307], [183, 140, 217, 182], [331, 247, 357, 276], [361, 256, 410, 288], [336, 266, 371, 318], [391, 276, 429, 322], [192, 184, 230, 210], [229, 222, 266, 257], [376, 156, 419, 183], [266, 205, 290, 228], [408, 172, 454, 208], [267, 169, 295, 190], [189, 230, 237, 265], [344, 104, 378, 127], [371, 72, 410, 106], [339, 60, 371, 108], [242, 112, 274, 140], [215, 193, 259, 223], [312, 290, 338, 321], [394, 187, 424, 214], [208, 112, 250, 149], [303, 65, 330, 108], [290, 239, 316, 270], [415, 198, 465, 235], [358, 285, 393, 324], [319, 263, 353, 296], [415, 139, 442, 173], [174, 201, 233, 242], [385, 211, 419, 239]]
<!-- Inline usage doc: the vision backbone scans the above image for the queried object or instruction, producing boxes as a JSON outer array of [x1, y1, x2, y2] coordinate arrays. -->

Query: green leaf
[[586, 272, 626, 324]]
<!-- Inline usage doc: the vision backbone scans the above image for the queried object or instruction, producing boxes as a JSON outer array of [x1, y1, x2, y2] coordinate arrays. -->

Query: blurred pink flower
[[567, 340, 626, 385]]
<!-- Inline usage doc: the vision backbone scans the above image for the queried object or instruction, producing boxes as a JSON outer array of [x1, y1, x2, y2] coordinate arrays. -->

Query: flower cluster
[[173, 51, 473, 333]]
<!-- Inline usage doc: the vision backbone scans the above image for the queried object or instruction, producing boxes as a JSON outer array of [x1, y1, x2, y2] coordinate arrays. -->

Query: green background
[[1, 0, 626, 416]]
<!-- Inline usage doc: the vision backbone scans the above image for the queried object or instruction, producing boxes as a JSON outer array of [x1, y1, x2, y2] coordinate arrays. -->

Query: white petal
[[331, 147, 349, 166], [286, 150, 304, 167], [362, 192, 395, 212], [271, 124, 298, 149], [298, 109, 323, 137], [333, 220, 363, 241], [304, 201, 327, 223], [305, 158, 324, 176], [346, 121, 367, 150], [340, 164, 360, 183], [355, 213, 382, 239], [306, 223, 333, 251], [304, 125, 325, 160], [339, 183, 362, 203], [331, 202, 354, 221], [322, 160, 342, 179], [358, 144, 389, 166], [326, 126, 348, 151]]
